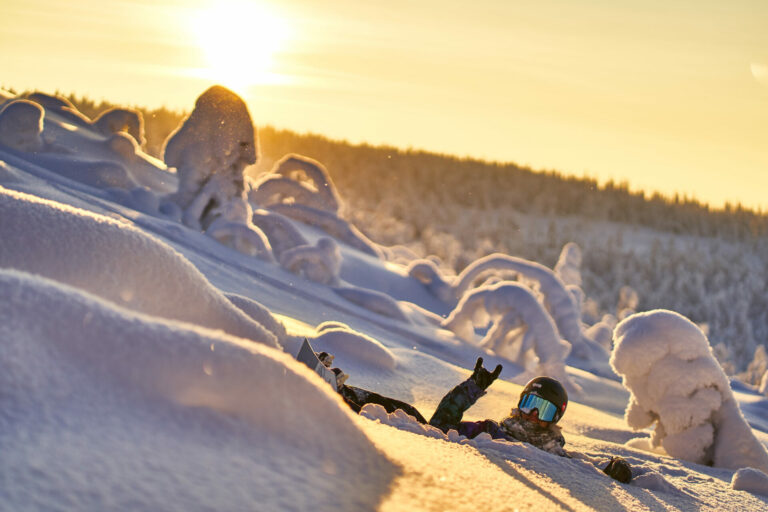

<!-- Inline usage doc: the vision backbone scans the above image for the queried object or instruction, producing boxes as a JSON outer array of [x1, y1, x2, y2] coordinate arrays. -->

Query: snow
[[1, 88, 768, 510], [611, 310, 768, 473]]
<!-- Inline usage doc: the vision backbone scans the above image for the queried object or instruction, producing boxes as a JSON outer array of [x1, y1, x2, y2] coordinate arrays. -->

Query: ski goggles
[[518, 393, 559, 422]]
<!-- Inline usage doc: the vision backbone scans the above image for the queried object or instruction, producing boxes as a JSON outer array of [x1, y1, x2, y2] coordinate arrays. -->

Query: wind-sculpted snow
[[732, 468, 768, 496], [0, 186, 279, 348], [270, 203, 383, 258], [279, 237, 342, 285], [250, 208, 308, 259], [312, 322, 397, 370], [250, 153, 342, 214], [0, 99, 45, 152], [26, 91, 92, 126], [163, 85, 257, 230], [0, 269, 397, 511], [93, 107, 145, 146], [442, 282, 576, 391], [407, 258, 455, 303], [611, 310, 768, 473], [333, 286, 412, 323]]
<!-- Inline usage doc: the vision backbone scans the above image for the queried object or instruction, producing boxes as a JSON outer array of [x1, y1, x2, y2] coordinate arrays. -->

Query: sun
[[190, 0, 291, 92]]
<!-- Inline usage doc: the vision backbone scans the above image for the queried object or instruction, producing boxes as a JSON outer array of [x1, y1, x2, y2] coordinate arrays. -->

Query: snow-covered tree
[[26, 91, 91, 126], [250, 153, 342, 214], [162, 85, 257, 230], [269, 203, 382, 258], [0, 100, 44, 152], [617, 285, 639, 320], [93, 107, 145, 146], [279, 237, 341, 285], [554, 242, 582, 287], [452, 253, 606, 361], [250, 209, 308, 260], [442, 282, 576, 391], [611, 309, 768, 472], [407, 259, 455, 303]]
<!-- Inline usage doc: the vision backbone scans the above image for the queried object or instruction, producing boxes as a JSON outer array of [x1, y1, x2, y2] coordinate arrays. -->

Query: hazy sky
[[2, 0, 767, 209]]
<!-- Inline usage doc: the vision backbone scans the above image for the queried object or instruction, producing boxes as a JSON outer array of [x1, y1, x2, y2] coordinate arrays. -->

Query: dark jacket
[[428, 379, 567, 456]]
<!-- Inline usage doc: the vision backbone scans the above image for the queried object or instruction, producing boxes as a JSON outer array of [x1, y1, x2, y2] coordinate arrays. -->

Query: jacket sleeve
[[428, 378, 485, 433]]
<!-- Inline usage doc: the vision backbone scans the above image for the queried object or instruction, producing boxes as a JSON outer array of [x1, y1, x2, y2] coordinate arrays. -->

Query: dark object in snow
[[603, 456, 632, 483], [296, 338, 338, 389], [340, 385, 427, 424], [470, 357, 502, 390]]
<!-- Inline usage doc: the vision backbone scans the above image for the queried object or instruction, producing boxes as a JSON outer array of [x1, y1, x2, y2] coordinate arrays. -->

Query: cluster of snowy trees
[[46, 91, 768, 375]]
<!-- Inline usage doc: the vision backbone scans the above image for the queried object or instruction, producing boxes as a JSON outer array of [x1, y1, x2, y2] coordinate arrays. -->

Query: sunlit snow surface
[[1, 90, 768, 511]]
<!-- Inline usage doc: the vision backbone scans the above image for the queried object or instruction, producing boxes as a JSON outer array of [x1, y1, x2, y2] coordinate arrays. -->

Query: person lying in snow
[[319, 353, 632, 483]]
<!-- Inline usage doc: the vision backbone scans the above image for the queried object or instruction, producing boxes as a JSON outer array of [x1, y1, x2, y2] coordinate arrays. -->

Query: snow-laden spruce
[[419, 251, 608, 363], [554, 241, 582, 287], [163, 85, 258, 231], [441, 282, 577, 392], [0, 99, 45, 152], [249, 153, 342, 215], [611, 309, 768, 473]]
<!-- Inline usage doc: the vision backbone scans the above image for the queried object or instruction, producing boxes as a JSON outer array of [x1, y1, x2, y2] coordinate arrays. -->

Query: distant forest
[[58, 91, 767, 246], [30, 92, 768, 373]]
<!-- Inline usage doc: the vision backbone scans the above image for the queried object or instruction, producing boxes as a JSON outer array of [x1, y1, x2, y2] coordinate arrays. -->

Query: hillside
[[15, 89, 768, 373]]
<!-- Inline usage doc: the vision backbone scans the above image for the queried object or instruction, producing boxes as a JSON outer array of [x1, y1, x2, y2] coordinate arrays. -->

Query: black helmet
[[518, 376, 568, 423]]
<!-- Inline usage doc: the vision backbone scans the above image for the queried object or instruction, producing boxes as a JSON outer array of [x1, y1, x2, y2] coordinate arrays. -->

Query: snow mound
[[0, 99, 45, 152], [279, 236, 342, 285], [312, 323, 397, 370], [611, 309, 768, 472], [0, 186, 278, 347], [0, 269, 397, 510], [333, 286, 411, 323], [732, 468, 768, 496]]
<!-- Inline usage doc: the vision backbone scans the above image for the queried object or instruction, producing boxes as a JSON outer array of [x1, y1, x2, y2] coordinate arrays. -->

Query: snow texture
[[407, 258, 455, 303], [163, 85, 257, 230], [2, 86, 768, 511], [0, 269, 394, 511], [0, 186, 278, 348], [554, 241, 582, 287], [732, 467, 768, 496], [269, 203, 383, 258], [333, 286, 412, 323], [279, 236, 342, 285], [250, 208, 309, 259], [611, 309, 768, 472], [26, 91, 92, 126], [452, 253, 606, 362], [0, 99, 45, 152], [311, 322, 397, 370], [250, 153, 342, 214], [93, 107, 145, 146], [442, 282, 575, 390]]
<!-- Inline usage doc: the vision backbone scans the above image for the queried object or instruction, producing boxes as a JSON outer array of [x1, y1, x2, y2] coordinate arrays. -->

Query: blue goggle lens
[[519, 393, 558, 422]]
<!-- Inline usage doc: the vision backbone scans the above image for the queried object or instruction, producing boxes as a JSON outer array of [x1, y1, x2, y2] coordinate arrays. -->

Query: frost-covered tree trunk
[[611, 309, 768, 473]]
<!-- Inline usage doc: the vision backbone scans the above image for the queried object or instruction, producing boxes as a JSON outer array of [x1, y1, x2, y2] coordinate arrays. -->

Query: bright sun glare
[[190, 0, 291, 92]]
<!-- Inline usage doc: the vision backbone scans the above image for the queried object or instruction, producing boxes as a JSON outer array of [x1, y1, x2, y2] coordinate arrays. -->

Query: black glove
[[603, 456, 632, 483], [470, 357, 502, 390]]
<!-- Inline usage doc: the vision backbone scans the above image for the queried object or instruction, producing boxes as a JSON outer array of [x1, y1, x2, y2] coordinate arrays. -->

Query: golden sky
[[1, 0, 766, 210]]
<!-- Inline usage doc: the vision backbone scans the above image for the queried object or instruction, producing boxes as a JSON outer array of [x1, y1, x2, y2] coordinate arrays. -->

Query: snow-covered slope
[[1, 89, 767, 511]]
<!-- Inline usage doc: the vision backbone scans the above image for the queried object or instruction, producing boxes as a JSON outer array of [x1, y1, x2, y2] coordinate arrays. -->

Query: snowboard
[[296, 337, 338, 389]]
